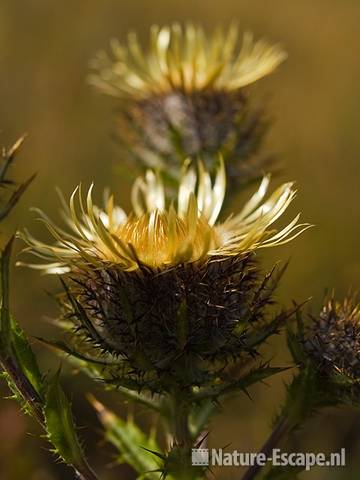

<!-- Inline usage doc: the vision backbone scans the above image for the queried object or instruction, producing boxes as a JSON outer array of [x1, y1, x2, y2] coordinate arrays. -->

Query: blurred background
[[0, 0, 360, 478]]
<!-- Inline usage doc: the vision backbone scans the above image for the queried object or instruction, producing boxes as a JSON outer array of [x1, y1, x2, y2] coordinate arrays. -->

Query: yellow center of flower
[[18, 158, 311, 274], [110, 210, 219, 267]]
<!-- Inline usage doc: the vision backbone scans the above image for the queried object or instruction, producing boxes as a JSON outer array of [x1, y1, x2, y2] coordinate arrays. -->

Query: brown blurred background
[[1, 0, 360, 479]]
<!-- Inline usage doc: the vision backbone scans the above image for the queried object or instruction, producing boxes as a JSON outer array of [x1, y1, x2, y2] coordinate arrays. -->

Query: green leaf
[[0, 135, 35, 221], [115, 386, 161, 412], [279, 364, 338, 431], [0, 236, 43, 399], [189, 399, 217, 440], [0, 236, 14, 351], [193, 365, 289, 401], [0, 173, 36, 221], [91, 397, 161, 478], [105, 375, 162, 393], [60, 278, 108, 348], [10, 318, 43, 397], [35, 336, 119, 367], [0, 135, 27, 183], [44, 369, 86, 467], [0, 237, 43, 425], [286, 307, 307, 365], [244, 311, 286, 350]]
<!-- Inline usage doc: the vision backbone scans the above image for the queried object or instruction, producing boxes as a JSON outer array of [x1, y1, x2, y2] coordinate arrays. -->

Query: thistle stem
[[1, 355, 44, 427], [174, 396, 192, 447], [242, 414, 290, 480], [166, 390, 199, 480], [75, 464, 99, 480], [0, 356, 99, 480]]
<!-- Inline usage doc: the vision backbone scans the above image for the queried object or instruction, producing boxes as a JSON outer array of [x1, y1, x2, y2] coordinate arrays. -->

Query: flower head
[[89, 24, 287, 180], [20, 158, 309, 273], [304, 296, 360, 379], [20, 161, 309, 391]]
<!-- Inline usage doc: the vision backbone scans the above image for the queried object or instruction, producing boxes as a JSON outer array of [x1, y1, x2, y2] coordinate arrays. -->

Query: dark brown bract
[[60, 254, 285, 392], [117, 89, 267, 182]]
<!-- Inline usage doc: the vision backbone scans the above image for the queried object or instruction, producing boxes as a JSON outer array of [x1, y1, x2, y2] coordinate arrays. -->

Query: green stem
[[174, 397, 191, 447], [0, 356, 99, 480], [171, 390, 191, 447], [242, 414, 290, 480], [76, 464, 99, 480], [1, 355, 44, 427], [166, 390, 201, 480]]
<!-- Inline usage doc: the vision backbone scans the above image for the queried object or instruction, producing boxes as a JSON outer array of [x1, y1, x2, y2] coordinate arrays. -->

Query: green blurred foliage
[[0, 0, 360, 479]]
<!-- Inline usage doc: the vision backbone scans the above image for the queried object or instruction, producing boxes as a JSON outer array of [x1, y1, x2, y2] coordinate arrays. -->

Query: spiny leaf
[[44, 368, 86, 467], [105, 375, 162, 393], [189, 399, 217, 440], [1, 369, 29, 410], [91, 396, 161, 478], [278, 364, 338, 431], [244, 310, 287, 350], [140, 447, 166, 461], [115, 386, 162, 412], [286, 305, 307, 365], [0, 134, 27, 183], [0, 173, 36, 221], [60, 278, 106, 346], [0, 135, 34, 221], [0, 236, 43, 398], [35, 336, 119, 366], [192, 365, 289, 401], [0, 235, 14, 351], [10, 318, 43, 397]]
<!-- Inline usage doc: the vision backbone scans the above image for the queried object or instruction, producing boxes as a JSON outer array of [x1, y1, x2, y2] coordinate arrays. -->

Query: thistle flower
[[90, 24, 285, 98], [20, 159, 307, 273], [283, 295, 360, 422], [20, 160, 309, 392], [89, 24, 287, 180], [304, 296, 360, 380]]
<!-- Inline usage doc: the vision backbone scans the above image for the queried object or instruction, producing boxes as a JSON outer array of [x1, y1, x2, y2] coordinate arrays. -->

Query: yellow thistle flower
[[89, 24, 286, 181], [19, 158, 310, 273], [89, 23, 287, 98], [19, 161, 310, 389]]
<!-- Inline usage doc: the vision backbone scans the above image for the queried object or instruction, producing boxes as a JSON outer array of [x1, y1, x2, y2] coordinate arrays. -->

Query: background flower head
[[89, 23, 287, 182], [90, 23, 286, 97]]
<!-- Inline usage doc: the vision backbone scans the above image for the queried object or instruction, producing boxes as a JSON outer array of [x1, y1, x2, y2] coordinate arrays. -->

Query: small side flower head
[[89, 23, 287, 181], [304, 295, 360, 380], [285, 295, 360, 414], [19, 159, 310, 392]]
